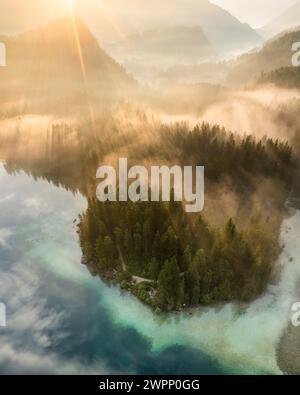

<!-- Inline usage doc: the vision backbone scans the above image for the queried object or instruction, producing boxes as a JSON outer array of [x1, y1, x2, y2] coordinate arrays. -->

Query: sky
[[211, 0, 297, 27], [0, 0, 298, 35]]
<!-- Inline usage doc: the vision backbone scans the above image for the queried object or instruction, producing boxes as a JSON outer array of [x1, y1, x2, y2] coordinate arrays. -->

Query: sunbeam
[[66, 0, 87, 81], [66, 0, 96, 133]]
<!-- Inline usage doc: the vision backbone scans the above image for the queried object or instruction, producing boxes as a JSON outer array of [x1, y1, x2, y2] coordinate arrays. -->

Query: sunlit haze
[[1, 0, 300, 379], [211, 0, 297, 26], [0, 0, 298, 34]]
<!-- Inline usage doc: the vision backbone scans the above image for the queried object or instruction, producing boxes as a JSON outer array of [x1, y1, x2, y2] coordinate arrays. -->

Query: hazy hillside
[[101, 0, 261, 52], [97, 0, 262, 83], [0, 0, 263, 85], [170, 27, 300, 87], [158, 62, 228, 85], [258, 66, 300, 89], [0, 17, 137, 114], [0, 0, 262, 56], [259, 0, 300, 39], [107, 26, 217, 82], [227, 28, 300, 85]]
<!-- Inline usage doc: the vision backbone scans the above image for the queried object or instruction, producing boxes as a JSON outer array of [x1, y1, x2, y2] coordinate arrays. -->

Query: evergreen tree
[[157, 257, 183, 310]]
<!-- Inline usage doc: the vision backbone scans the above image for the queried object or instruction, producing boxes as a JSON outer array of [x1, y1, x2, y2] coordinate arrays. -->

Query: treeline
[[3, 116, 294, 200], [156, 122, 294, 183], [259, 67, 300, 89], [79, 198, 280, 311]]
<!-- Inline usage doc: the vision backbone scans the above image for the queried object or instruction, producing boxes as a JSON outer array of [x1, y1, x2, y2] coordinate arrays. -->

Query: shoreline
[[82, 208, 288, 315], [275, 205, 300, 375], [83, 203, 300, 374]]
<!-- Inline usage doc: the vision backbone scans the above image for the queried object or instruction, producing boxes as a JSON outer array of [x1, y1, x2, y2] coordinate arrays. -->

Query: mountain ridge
[[106, 25, 218, 82], [97, 0, 262, 55], [0, 16, 137, 114], [259, 0, 300, 38], [0, 0, 262, 57], [228, 26, 300, 85]]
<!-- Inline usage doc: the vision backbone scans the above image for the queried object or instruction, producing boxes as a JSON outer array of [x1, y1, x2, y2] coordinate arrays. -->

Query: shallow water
[[0, 165, 299, 374]]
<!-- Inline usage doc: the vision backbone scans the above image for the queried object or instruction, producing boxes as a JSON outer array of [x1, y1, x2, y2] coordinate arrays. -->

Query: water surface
[[0, 165, 298, 374]]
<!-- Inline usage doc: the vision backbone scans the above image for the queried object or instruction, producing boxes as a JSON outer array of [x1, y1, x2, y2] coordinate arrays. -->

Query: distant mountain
[[93, 0, 262, 82], [159, 62, 227, 86], [227, 28, 300, 85], [97, 0, 262, 56], [259, 1, 300, 39], [0, 0, 263, 57], [0, 0, 263, 85], [106, 26, 217, 82], [0, 17, 136, 112], [163, 27, 300, 87], [108, 26, 216, 63]]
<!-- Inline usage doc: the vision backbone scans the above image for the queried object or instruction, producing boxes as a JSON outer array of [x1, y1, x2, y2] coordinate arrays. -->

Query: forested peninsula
[[78, 122, 295, 311]]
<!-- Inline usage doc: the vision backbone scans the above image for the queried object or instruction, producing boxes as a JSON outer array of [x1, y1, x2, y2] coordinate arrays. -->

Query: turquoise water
[[0, 165, 298, 374]]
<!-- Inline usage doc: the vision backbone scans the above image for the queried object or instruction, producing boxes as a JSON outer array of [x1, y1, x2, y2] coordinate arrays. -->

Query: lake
[[0, 164, 298, 374]]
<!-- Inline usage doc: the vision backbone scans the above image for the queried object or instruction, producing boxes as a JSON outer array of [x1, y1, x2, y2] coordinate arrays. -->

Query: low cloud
[[0, 263, 117, 375]]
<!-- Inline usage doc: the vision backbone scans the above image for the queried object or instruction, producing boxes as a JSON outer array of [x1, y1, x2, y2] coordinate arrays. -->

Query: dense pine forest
[[79, 199, 281, 311], [78, 122, 295, 311], [154, 123, 293, 182], [259, 67, 300, 89]]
